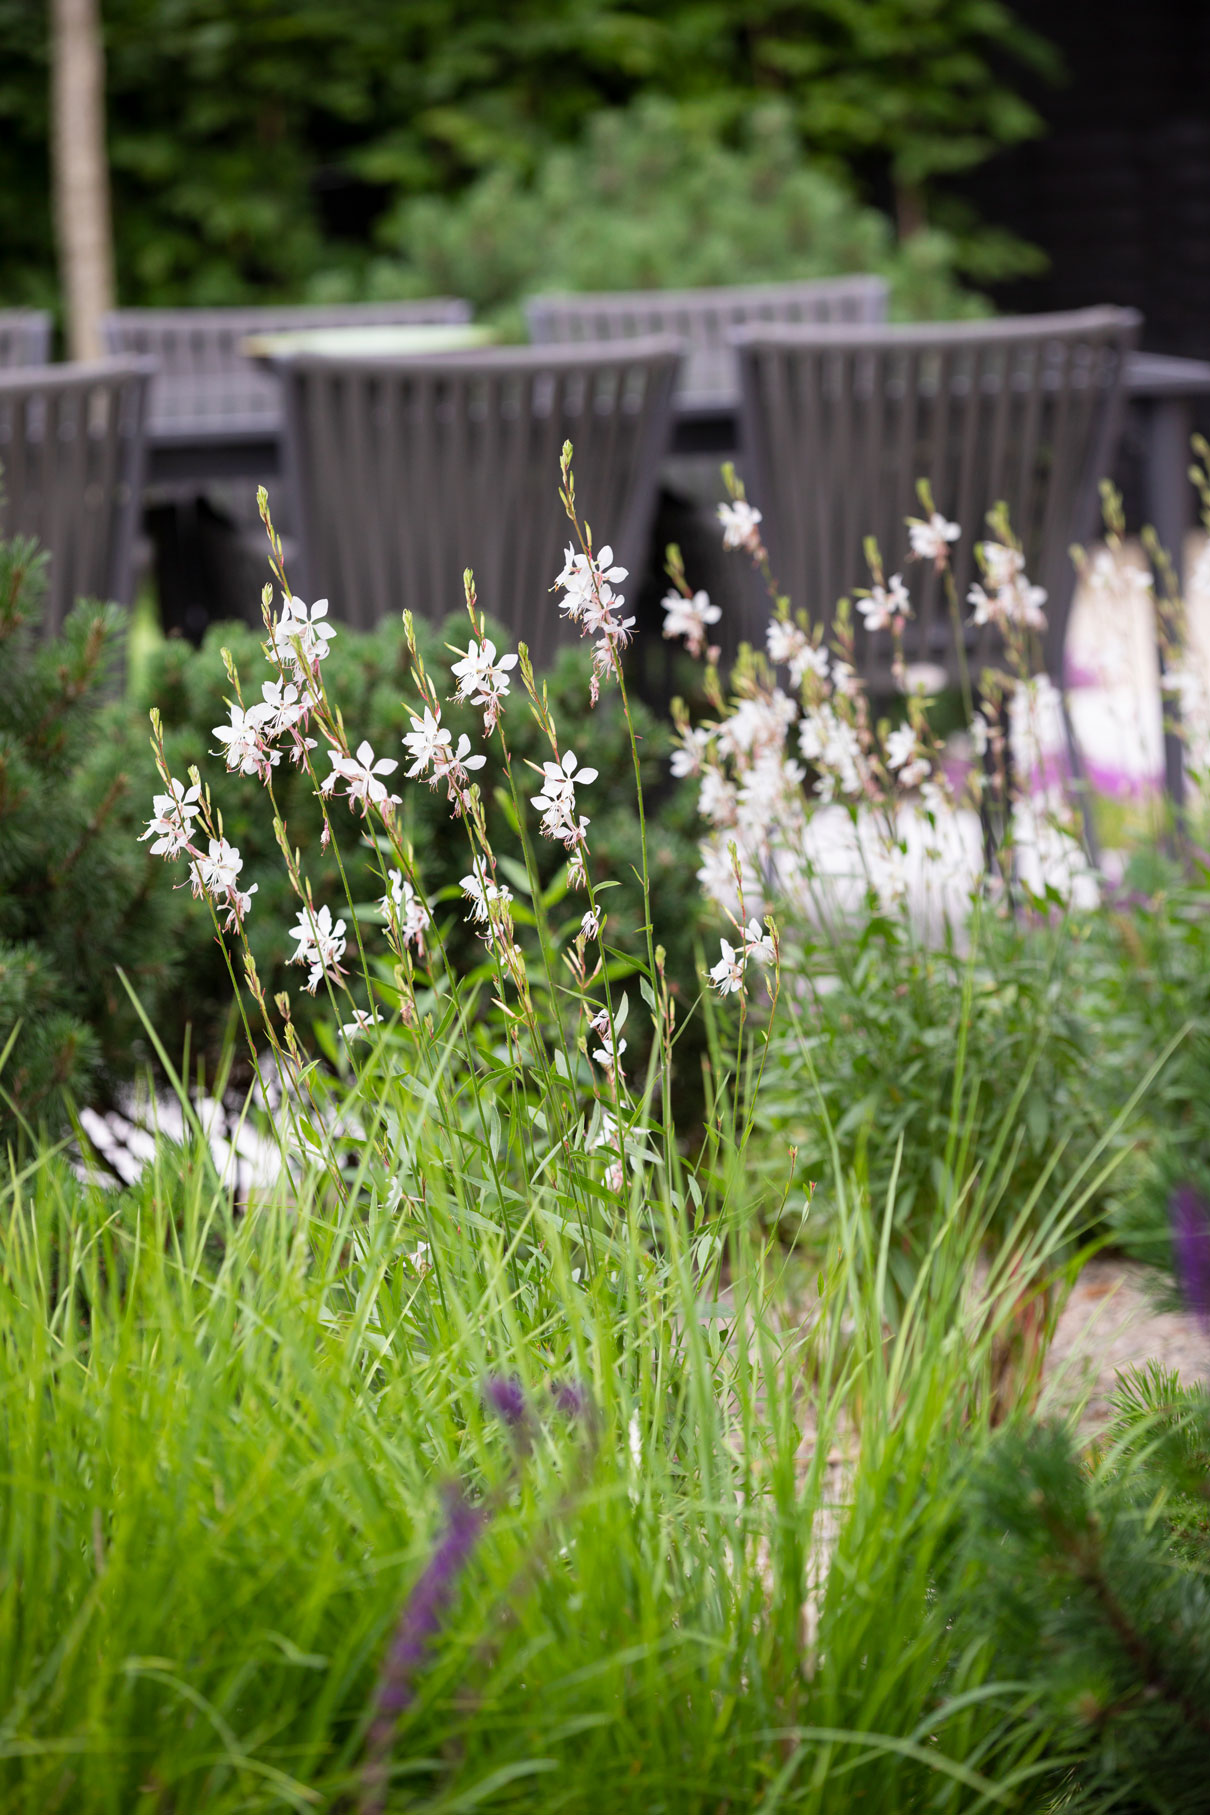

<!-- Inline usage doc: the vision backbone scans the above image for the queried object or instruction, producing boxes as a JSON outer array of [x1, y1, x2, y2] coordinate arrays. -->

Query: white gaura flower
[[321, 740, 401, 813], [718, 499, 763, 553], [288, 902, 347, 993], [589, 1006, 627, 1076], [193, 838, 257, 932], [435, 732, 486, 782], [736, 751, 807, 854], [592, 1035, 627, 1073], [404, 1241, 432, 1276], [340, 1007, 383, 1041], [766, 619, 828, 686], [670, 724, 709, 779], [885, 724, 917, 772], [907, 511, 960, 566], [275, 595, 336, 677], [221, 882, 257, 932], [1087, 545, 1154, 598], [552, 545, 637, 702], [742, 917, 776, 966], [259, 677, 318, 760], [716, 690, 797, 760], [554, 544, 628, 624], [460, 866, 513, 924], [980, 541, 1025, 588], [196, 837, 244, 899], [967, 555, 1047, 632], [698, 766, 738, 828], [381, 869, 430, 953], [709, 937, 746, 996], [260, 675, 314, 731], [579, 908, 601, 941], [696, 838, 765, 917], [590, 1109, 620, 1152], [661, 587, 721, 657], [402, 705, 453, 779], [213, 699, 277, 778], [531, 748, 598, 835], [969, 711, 989, 758], [140, 777, 201, 859], [403, 706, 485, 810], [798, 704, 864, 800], [450, 637, 518, 732], [857, 573, 911, 633]]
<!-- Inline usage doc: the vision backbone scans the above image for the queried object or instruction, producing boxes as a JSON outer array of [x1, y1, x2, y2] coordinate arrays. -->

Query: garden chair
[[525, 276, 888, 405], [732, 308, 1141, 696], [0, 358, 155, 636], [0, 311, 53, 369], [101, 299, 473, 433], [279, 337, 682, 666]]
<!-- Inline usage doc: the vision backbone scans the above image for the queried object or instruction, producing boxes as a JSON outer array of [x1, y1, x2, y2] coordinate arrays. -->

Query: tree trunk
[[51, 0, 115, 362]]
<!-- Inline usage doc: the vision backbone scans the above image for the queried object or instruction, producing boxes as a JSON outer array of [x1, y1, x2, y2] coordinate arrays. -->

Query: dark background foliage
[[0, 0, 1055, 315]]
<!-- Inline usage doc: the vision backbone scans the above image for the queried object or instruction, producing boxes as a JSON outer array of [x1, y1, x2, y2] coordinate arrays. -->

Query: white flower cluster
[[531, 748, 597, 886], [884, 723, 930, 789], [275, 593, 336, 680], [661, 588, 721, 659], [380, 869, 430, 956], [288, 902, 347, 993], [797, 704, 866, 803], [907, 511, 960, 567], [708, 919, 776, 996], [321, 740, 400, 814], [856, 573, 911, 634], [460, 858, 522, 972], [140, 777, 200, 860], [402, 705, 486, 814], [967, 542, 1048, 634], [554, 543, 636, 705], [450, 637, 517, 735], [767, 620, 829, 686], [589, 1004, 626, 1079], [681, 486, 980, 929], [140, 779, 257, 932], [718, 499, 763, 555]]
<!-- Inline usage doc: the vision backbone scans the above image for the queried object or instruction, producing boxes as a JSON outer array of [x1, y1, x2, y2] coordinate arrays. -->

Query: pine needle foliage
[[0, 536, 179, 1143], [955, 1365, 1210, 1813]]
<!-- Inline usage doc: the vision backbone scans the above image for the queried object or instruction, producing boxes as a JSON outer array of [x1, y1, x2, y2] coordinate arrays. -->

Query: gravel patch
[[1041, 1255, 1209, 1431]]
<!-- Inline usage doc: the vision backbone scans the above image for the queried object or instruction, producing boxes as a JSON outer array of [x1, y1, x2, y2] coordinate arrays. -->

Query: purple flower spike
[[483, 1374, 528, 1429], [1171, 1185, 1210, 1330], [361, 1486, 485, 1814], [551, 1379, 587, 1419]]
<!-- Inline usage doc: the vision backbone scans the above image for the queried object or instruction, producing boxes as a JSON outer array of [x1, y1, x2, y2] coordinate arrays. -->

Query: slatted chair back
[[0, 358, 155, 635], [101, 300, 472, 434], [280, 337, 682, 667], [526, 277, 888, 405], [733, 307, 1141, 688], [0, 310, 53, 369]]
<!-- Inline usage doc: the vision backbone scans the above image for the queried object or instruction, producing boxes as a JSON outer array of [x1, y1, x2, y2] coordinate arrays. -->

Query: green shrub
[[363, 98, 985, 334], [955, 1366, 1210, 1812], [0, 538, 181, 1141], [756, 909, 1117, 1270]]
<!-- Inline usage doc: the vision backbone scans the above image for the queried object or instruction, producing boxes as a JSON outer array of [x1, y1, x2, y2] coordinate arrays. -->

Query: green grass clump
[[0, 1107, 1085, 1813]]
